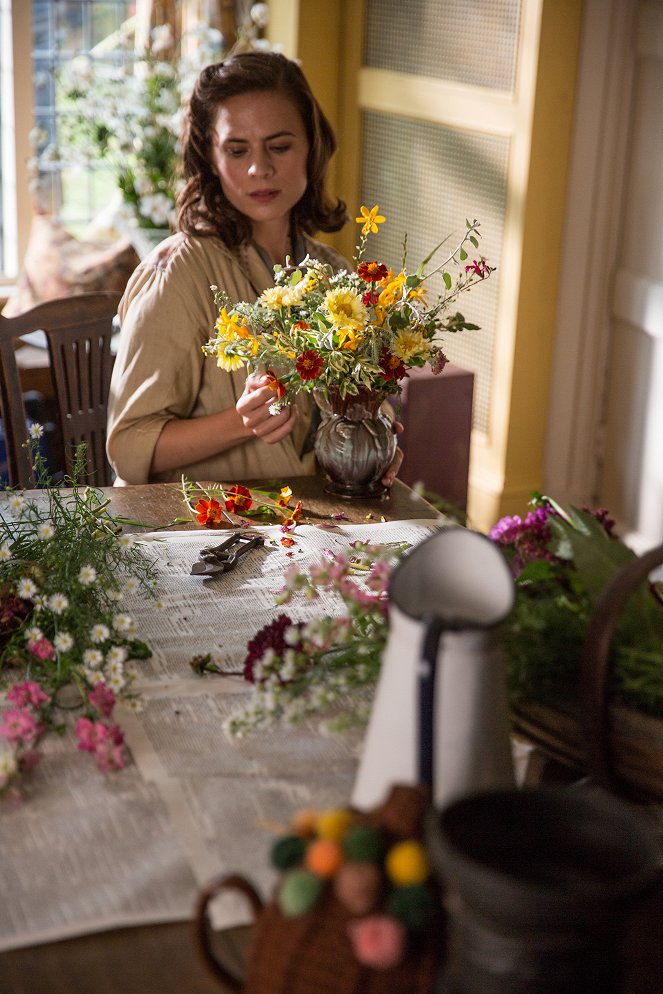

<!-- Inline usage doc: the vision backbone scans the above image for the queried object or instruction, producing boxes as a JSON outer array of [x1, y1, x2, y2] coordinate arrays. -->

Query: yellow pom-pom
[[316, 808, 353, 841], [305, 838, 344, 878], [385, 840, 429, 886]]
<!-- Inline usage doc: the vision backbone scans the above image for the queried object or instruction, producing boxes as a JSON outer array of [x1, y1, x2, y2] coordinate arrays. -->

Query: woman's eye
[[269, 145, 291, 154], [224, 147, 246, 158]]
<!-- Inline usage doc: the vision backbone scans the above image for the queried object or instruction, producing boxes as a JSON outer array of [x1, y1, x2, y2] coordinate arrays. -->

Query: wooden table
[[0, 476, 439, 994]]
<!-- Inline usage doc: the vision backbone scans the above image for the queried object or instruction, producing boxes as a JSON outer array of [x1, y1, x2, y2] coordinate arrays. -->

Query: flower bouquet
[[204, 206, 494, 497], [0, 434, 157, 800]]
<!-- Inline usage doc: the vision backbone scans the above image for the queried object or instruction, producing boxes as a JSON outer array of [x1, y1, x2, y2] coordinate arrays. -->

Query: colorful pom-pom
[[305, 838, 344, 878], [388, 883, 437, 932], [277, 869, 324, 917], [343, 824, 384, 863], [385, 840, 429, 886], [316, 808, 353, 841], [334, 861, 382, 916], [347, 914, 407, 970], [292, 808, 318, 838], [270, 834, 307, 871]]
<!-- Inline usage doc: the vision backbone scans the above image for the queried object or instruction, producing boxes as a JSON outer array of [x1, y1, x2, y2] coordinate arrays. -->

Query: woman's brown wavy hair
[[177, 51, 347, 245]]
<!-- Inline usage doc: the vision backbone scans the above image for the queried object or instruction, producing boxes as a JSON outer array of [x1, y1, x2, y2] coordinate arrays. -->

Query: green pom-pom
[[278, 869, 325, 917], [270, 835, 307, 871], [388, 883, 437, 932], [342, 825, 384, 863]]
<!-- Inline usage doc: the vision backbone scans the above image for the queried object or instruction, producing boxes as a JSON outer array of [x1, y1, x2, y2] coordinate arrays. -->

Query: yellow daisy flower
[[323, 287, 368, 327], [355, 204, 386, 236], [215, 343, 246, 371], [259, 286, 291, 309], [393, 328, 430, 363]]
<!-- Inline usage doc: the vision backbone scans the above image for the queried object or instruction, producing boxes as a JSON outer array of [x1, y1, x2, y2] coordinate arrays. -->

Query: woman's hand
[[236, 373, 299, 444], [381, 420, 404, 488]]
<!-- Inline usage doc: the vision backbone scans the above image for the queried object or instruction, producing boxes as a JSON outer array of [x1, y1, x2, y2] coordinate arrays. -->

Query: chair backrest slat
[[0, 292, 122, 488]]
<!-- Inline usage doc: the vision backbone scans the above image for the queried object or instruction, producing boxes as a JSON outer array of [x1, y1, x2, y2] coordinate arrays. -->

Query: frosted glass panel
[[360, 110, 509, 435], [364, 0, 521, 92]]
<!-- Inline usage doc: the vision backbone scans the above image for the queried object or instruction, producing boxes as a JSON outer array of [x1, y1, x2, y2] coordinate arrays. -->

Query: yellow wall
[[270, 0, 583, 532]]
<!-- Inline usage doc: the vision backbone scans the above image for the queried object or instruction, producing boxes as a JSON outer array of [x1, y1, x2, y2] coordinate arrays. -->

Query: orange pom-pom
[[305, 838, 344, 878]]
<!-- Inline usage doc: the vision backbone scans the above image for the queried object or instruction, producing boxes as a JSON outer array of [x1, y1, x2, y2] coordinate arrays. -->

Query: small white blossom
[[24, 626, 43, 644], [106, 645, 128, 666], [17, 578, 38, 600], [250, 3, 270, 29], [122, 696, 144, 713], [37, 521, 55, 540], [0, 544, 12, 562], [123, 577, 140, 595], [28, 422, 44, 439], [112, 613, 135, 635], [48, 592, 69, 614], [118, 535, 135, 550], [54, 631, 74, 652], [85, 669, 105, 686], [83, 648, 104, 668], [107, 672, 126, 693], [8, 494, 25, 513], [78, 565, 97, 586], [90, 624, 110, 644], [107, 588, 122, 602]]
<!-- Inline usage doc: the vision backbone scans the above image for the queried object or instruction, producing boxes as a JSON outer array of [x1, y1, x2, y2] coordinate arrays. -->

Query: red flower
[[378, 349, 407, 382], [465, 257, 490, 278], [195, 498, 224, 529], [357, 260, 389, 282], [295, 349, 324, 381], [280, 535, 296, 548], [362, 289, 380, 307], [283, 500, 303, 526], [292, 320, 310, 331], [224, 485, 253, 514]]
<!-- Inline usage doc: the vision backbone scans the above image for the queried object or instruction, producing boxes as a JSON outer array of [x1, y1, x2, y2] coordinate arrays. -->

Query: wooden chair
[[0, 291, 122, 488]]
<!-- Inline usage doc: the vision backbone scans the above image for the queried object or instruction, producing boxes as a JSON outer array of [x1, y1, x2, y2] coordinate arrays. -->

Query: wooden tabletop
[[0, 475, 439, 994], [104, 476, 441, 532]]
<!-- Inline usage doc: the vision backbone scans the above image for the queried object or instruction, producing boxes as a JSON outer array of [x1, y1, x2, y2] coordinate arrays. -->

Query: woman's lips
[[250, 190, 280, 204]]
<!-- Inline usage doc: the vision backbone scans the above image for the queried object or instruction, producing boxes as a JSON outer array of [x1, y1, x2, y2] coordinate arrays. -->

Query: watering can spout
[[352, 526, 516, 811]]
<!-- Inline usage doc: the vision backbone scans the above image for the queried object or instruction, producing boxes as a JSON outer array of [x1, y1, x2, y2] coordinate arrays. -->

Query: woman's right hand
[[236, 373, 299, 444]]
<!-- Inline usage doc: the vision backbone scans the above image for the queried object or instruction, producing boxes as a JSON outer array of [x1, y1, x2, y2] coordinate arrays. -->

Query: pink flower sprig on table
[[0, 681, 51, 802], [224, 540, 410, 737]]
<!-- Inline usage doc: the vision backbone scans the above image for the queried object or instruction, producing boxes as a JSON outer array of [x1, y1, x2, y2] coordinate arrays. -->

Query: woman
[[107, 52, 401, 487]]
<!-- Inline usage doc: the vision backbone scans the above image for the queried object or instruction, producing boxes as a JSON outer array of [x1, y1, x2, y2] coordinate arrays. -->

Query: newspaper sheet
[[0, 519, 440, 951]]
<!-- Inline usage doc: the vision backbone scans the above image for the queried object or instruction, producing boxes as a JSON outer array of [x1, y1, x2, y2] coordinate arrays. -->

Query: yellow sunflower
[[392, 328, 430, 363], [214, 342, 246, 371]]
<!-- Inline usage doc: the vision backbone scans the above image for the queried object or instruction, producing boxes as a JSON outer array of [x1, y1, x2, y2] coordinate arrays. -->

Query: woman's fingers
[[237, 375, 297, 442]]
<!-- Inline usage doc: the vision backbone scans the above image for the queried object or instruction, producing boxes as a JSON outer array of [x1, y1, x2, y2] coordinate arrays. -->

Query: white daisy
[[54, 631, 74, 652], [82, 648, 104, 668], [112, 613, 135, 635], [118, 535, 135, 550], [78, 565, 97, 586], [106, 645, 128, 666], [37, 521, 55, 540], [107, 672, 126, 693], [8, 494, 24, 512], [90, 623, 110, 644], [17, 578, 38, 600], [123, 577, 140, 595], [48, 592, 69, 614], [0, 544, 12, 562], [24, 626, 43, 644], [107, 588, 122, 602], [85, 669, 105, 686], [28, 422, 44, 439]]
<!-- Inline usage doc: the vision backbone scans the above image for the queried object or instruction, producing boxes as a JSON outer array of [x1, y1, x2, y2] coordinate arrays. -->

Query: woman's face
[[210, 90, 309, 236]]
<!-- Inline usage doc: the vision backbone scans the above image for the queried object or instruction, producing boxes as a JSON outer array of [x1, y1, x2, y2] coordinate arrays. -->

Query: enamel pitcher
[[352, 526, 516, 811]]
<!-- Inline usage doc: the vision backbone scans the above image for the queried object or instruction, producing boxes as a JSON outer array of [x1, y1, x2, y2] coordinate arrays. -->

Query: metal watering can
[[352, 526, 516, 811]]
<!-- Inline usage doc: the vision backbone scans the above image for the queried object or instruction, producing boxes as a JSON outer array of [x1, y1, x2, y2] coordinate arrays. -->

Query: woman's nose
[[248, 149, 274, 177]]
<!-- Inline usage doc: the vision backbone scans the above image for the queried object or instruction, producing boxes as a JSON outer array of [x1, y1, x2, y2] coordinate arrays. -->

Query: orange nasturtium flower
[[280, 535, 296, 548], [194, 498, 225, 529], [277, 486, 293, 507], [264, 370, 287, 399], [355, 204, 386, 237], [224, 485, 253, 514], [283, 500, 303, 527]]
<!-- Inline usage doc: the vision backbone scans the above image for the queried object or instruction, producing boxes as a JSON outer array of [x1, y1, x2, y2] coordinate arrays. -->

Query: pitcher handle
[[419, 615, 444, 788], [193, 872, 265, 991]]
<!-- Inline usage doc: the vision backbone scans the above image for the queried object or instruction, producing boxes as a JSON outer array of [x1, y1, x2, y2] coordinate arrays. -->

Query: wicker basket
[[513, 541, 663, 803]]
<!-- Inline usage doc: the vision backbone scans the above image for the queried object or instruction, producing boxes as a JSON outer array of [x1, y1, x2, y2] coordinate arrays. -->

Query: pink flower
[[75, 717, 108, 753], [347, 914, 406, 970], [87, 682, 116, 719], [94, 737, 126, 774], [6, 681, 50, 710], [27, 638, 56, 662], [0, 708, 41, 746]]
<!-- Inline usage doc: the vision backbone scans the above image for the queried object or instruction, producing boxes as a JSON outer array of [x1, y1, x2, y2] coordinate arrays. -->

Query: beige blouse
[[106, 233, 349, 486]]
